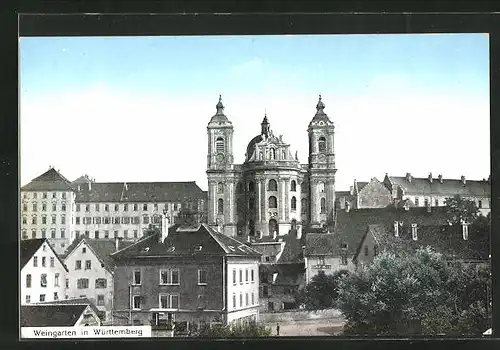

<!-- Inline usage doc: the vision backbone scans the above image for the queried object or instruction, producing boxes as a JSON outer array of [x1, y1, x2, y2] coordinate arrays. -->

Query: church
[[206, 95, 337, 239]]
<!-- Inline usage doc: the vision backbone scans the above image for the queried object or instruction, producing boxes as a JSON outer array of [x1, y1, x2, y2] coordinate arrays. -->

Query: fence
[[260, 308, 342, 323]]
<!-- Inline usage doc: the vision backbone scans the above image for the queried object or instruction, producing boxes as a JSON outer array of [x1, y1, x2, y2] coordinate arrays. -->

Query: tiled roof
[[63, 237, 134, 271], [20, 238, 68, 271], [387, 176, 490, 197], [21, 304, 89, 327], [361, 223, 489, 261], [72, 175, 93, 184], [356, 181, 369, 193], [334, 206, 450, 257], [304, 233, 336, 256], [74, 181, 206, 203], [278, 230, 306, 263], [111, 224, 261, 260], [36, 297, 100, 318], [21, 168, 75, 191]]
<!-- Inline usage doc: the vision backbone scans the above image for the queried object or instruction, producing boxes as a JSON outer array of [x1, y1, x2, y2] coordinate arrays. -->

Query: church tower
[[206, 96, 238, 236], [307, 95, 337, 228]]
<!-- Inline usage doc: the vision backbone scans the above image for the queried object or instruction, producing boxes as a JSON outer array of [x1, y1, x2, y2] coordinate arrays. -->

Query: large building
[[21, 168, 208, 254], [111, 211, 261, 328], [206, 95, 337, 239]]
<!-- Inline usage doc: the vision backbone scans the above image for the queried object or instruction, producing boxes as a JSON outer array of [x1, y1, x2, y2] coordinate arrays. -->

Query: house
[[21, 303, 101, 327], [348, 178, 393, 209], [383, 173, 490, 215], [304, 232, 349, 283], [62, 236, 133, 323], [21, 238, 68, 305], [110, 210, 261, 330]]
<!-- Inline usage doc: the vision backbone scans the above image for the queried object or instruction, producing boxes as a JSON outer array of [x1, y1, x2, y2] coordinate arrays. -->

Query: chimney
[[247, 235, 251, 243], [438, 174, 443, 184], [115, 236, 121, 252], [124, 182, 128, 191], [77, 184, 81, 192], [160, 215, 170, 243], [406, 173, 412, 183], [428, 172, 433, 183], [296, 226, 302, 240], [393, 221, 399, 237], [345, 201, 350, 213], [88, 181, 91, 191], [461, 176, 466, 186]]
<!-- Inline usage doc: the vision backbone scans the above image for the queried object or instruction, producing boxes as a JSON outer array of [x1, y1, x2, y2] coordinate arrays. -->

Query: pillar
[[257, 180, 262, 222], [284, 178, 290, 221]]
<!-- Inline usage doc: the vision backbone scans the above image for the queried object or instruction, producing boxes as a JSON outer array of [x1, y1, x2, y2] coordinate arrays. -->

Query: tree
[[444, 195, 479, 225], [295, 269, 349, 310]]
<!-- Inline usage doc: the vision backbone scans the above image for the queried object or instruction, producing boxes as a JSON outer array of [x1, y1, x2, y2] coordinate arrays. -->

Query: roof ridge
[[81, 238, 115, 273], [202, 224, 231, 254], [110, 233, 156, 256]]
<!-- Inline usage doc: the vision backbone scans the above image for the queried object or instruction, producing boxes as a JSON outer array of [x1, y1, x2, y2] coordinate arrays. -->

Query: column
[[257, 180, 262, 222], [229, 181, 235, 224], [279, 178, 285, 221], [311, 180, 318, 224], [212, 182, 218, 224], [284, 178, 290, 221]]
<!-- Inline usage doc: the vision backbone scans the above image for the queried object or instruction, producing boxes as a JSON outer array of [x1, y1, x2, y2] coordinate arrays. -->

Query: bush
[[198, 321, 272, 338]]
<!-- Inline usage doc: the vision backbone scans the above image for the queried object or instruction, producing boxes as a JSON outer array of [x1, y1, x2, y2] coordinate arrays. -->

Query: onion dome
[[310, 94, 332, 125], [209, 95, 231, 124]]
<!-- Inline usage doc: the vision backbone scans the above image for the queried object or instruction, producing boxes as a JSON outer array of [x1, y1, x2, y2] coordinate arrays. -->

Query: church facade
[[206, 96, 337, 239]]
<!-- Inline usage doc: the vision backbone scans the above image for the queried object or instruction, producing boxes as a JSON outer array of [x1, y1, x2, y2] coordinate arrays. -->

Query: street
[[266, 318, 345, 337]]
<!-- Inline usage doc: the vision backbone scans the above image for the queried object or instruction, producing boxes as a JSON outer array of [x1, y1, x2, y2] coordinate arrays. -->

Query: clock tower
[[206, 95, 238, 235], [307, 95, 337, 228]]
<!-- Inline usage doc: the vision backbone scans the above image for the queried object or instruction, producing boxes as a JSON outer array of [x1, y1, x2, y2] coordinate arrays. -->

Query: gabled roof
[[36, 297, 100, 318], [21, 304, 92, 327], [111, 224, 261, 261], [355, 222, 489, 261], [334, 206, 450, 257], [21, 168, 74, 192], [304, 233, 336, 256], [63, 237, 134, 271], [386, 175, 490, 197], [20, 238, 68, 271], [74, 181, 206, 203]]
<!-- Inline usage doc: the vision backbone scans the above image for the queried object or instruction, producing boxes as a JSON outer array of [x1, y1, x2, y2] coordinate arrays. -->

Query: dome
[[245, 135, 263, 161], [208, 95, 231, 124]]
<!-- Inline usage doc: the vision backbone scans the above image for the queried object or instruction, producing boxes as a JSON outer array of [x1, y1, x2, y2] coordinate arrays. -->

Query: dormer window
[[318, 136, 326, 152], [341, 243, 348, 250], [462, 223, 469, 240], [411, 224, 418, 240]]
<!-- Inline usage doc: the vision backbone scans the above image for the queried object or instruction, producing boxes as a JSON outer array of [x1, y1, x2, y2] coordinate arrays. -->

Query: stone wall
[[260, 308, 342, 323]]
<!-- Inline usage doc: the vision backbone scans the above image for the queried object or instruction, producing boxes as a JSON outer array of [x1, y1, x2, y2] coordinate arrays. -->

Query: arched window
[[270, 148, 276, 160], [268, 179, 278, 191], [217, 182, 224, 193], [269, 196, 277, 209], [215, 137, 224, 153], [318, 136, 326, 152], [236, 182, 243, 194], [259, 152, 263, 160], [301, 198, 307, 214], [218, 199, 224, 214], [248, 219, 255, 236], [320, 198, 326, 214], [248, 197, 255, 210], [318, 181, 325, 193], [282, 151, 286, 159], [291, 196, 297, 210], [291, 180, 297, 192], [248, 181, 255, 192]]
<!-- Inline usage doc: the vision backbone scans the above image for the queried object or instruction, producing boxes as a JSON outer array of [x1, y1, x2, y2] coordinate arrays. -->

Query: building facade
[[21, 238, 68, 305], [21, 168, 208, 255], [206, 95, 337, 239], [111, 215, 261, 329]]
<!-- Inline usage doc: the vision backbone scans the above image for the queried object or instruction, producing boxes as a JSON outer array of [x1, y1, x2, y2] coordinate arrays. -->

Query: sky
[[19, 34, 490, 192]]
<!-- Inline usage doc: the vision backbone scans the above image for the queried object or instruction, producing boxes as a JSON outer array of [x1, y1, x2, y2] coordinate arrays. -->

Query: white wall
[[305, 256, 355, 283], [226, 260, 260, 321], [64, 240, 114, 321], [21, 242, 67, 305]]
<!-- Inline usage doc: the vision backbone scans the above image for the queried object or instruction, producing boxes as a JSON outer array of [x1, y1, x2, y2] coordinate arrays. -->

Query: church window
[[268, 179, 278, 191], [291, 196, 297, 210], [248, 181, 255, 192], [270, 148, 276, 160], [318, 182, 325, 193], [259, 152, 263, 160], [291, 180, 297, 192], [282, 150, 286, 159], [268, 196, 277, 209], [217, 182, 224, 193], [318, 136, 326, 152], [320, 198, 326, 214], [215, 137, 224, 153], [301, 198, 307, 213], [217, 199, 224, 215], [236, 182, 243, 194]]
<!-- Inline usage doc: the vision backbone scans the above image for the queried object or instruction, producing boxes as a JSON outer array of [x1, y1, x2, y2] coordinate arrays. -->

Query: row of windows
[[23, 192, 68, 200], [233, 180, 327, 194], [75, 229, 140, 239], [231, 268, 256, 285], [413, 197, 484, 209], [232, 291, 256, 309], [132, 293, 180, 310], [22, 214, 66, 225], [131, 269, 208, 286], [25, 272, 60, 287], [75, 215, 161, 225], [76, 202, 184, 212], [22, 203, 67, 212], [25, 293, 60, 304], [219, 197, 326, 214], [75, 278, 107, 289], [23, 229, 66, 240]]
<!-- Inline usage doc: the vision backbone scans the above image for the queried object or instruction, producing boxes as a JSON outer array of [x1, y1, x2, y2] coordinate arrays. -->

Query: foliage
[[444, 195, 479, 225], [336, 247, 491, 336], [295, 269, 349, 310], [198, 321, 272, 338]]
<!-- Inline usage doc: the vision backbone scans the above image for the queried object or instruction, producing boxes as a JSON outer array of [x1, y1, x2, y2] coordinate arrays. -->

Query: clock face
[[319, 154, 326, 161], [216, 153, 225, 163]]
